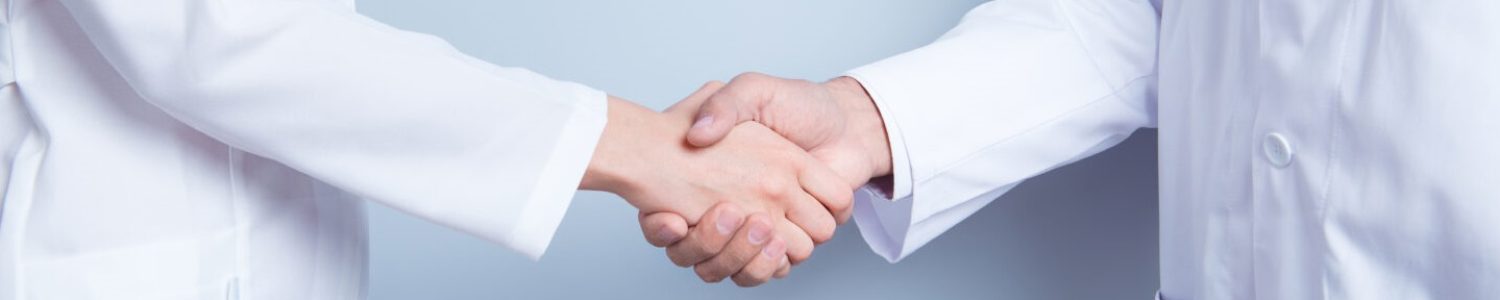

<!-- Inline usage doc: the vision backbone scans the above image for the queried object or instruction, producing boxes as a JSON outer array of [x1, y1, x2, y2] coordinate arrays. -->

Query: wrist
[[823, 77, 893, 179], [581, 96, 663, 198]]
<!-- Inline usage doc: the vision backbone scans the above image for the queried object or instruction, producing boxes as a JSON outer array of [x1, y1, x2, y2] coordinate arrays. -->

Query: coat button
[[1263, 133, 1294, 168]]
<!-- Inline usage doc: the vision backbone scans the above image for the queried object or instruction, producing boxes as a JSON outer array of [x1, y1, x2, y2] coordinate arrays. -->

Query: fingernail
[[747, 222, 771, 245], [762, 238, 785, 259], [655, 226, 680, 243], [716, 208, 743, 235], [692, 115, 714, 130]]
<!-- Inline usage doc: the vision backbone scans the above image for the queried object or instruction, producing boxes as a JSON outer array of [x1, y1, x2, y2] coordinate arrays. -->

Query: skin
[[639, 73, 896, 286], [578, 82, 854, 285]]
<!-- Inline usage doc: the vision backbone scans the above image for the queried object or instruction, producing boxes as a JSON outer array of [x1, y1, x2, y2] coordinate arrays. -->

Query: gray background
[[358, 1, 1160, 299]]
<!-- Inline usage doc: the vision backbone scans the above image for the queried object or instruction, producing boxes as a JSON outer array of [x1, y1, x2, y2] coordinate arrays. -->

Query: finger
[[799, 159, 856, 224], [730, 235, 787, 287], [773, 257, 791, 279], [777, 218, 817, 265], [781, 190, 839, 245], [686, 73, 773, 147], [667, 203, 745, 267], [694, 213, 775, 283], [639, 212, 689, 248], [665, 81, 727, 114]]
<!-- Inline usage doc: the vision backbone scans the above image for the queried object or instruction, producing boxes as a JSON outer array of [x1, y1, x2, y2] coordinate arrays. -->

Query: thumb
[[685, 88, 762, 148], [664, 81, 725, 115]]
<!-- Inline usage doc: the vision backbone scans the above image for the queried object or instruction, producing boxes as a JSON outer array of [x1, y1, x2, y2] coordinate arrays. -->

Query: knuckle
[[732, 72, 770, 84], [757, 180, 791, 199], [827, 209, 850, 227], [786, 246, 812, 264], [733, 274, 766, 287], [685, 239, 717, 256], [835, 209, 853, 225], [832, 191, 855, 212], [646, 238, 669, 248], [669, 243, 711, 267], [695, 264, 729, 283], [668, 252, 696, 267], [808, 226, 835, 245], [703, 80, 726, 89]]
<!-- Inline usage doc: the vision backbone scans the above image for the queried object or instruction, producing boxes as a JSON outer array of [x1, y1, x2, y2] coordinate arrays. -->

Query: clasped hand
[[583, 75, 889, 287]]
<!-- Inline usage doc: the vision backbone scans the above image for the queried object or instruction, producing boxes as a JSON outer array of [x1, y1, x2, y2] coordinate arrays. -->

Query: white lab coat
[[847, 0, 1500, 299], [0, 0, 606, 299]]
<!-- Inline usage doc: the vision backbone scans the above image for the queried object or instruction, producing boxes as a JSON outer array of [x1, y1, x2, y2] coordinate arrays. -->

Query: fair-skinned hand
[[579, 82, 854, 286], [638, 73, 895, 286]]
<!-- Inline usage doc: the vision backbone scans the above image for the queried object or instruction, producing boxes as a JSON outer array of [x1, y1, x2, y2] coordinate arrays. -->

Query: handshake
[[578, 74, 892, 287]]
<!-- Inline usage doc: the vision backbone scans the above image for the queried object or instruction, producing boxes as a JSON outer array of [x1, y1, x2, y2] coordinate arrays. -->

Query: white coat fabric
[[0, 0, 607, 299], [846, 0, 1500, 299]]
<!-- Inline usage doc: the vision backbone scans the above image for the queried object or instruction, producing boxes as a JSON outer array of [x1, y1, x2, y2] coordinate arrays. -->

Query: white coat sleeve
[[55, 0, 605, 259], [844, 0, 1161, 262]]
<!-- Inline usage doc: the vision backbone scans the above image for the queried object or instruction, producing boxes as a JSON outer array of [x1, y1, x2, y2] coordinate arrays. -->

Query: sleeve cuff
[[851, 188, 915, 263], [841, 71, 919, 262], [841, 72, 914, 201], [505, 87, 608, 260]]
